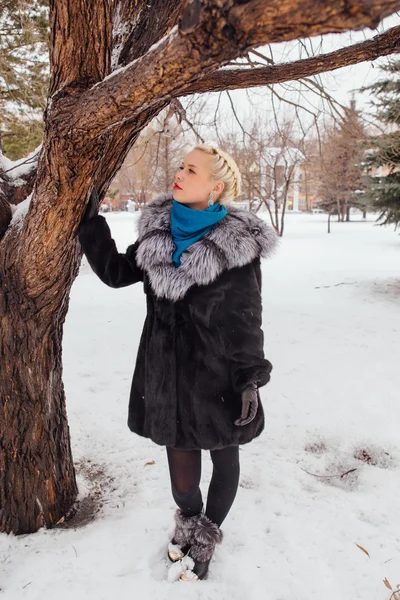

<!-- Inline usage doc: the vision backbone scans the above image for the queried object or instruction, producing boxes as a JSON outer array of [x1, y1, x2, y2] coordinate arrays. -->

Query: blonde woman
[[78, 144, 277, 581]]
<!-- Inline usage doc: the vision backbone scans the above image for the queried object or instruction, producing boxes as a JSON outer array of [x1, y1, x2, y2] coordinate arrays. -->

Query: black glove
[[82, 188, 100, 224], [234, 383, 258, 426]]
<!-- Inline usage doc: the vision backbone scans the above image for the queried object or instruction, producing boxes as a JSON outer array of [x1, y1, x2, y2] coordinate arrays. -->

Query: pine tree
[[364, 60, 400, 229], [0, 0, 48, 159]]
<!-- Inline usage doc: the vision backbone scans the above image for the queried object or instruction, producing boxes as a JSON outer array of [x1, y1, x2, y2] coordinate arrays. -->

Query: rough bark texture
[[0, 197, 12, 240], [0, 0, 399, 535], [0, 251, 79, 533]]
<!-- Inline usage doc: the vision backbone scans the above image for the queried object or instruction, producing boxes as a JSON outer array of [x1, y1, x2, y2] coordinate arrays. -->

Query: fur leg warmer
[[189, 513, 223, 563], [172, 509, 200, 547]]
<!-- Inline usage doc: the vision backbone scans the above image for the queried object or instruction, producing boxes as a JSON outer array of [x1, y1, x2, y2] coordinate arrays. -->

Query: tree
[[318, 100, 367, 223], [142, 108, 190, 195], [112, 108, 190, 202], [1, 0, 400, 535], [224, 119, 305, 236], [0, 0, 49, 158], [363, 59, 400, 228]]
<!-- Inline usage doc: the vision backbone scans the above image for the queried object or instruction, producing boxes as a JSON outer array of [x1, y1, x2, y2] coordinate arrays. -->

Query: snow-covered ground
[[2, 212, 400, 600]]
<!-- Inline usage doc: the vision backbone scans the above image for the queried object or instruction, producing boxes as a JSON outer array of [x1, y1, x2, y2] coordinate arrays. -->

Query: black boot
[[179, 513, 223, 581]]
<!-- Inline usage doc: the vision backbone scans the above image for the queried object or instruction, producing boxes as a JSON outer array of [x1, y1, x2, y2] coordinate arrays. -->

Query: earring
[[208, 193, 214, 207]]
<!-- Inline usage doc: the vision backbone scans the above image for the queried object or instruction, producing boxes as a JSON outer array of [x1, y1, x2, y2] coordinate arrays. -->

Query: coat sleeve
[[225, 258, 272, 392], [78, 215, 143, 288]]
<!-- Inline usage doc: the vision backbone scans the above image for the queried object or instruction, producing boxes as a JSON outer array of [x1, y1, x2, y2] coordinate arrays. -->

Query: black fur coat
[[78, 194, 277, 450]]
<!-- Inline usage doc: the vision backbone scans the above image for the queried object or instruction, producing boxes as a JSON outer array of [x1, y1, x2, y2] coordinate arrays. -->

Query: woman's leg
[[205, 445, 240, 527], [166, 447, 203, 516]]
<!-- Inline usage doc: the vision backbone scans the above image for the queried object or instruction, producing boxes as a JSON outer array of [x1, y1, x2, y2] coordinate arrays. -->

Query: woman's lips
[[173, 183, 182, 190]]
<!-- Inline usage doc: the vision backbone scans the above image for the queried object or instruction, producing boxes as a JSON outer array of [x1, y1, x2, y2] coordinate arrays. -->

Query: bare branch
[[179, 25, 400, 97], [249, 48, 274, 65], [169, 99, 205, 143]]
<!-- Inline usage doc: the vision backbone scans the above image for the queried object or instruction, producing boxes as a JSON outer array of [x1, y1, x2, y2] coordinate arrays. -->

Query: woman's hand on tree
[[234, 384, 258, 426]]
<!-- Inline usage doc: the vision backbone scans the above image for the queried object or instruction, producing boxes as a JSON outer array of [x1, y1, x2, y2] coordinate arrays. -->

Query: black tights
[[166, 446, 240, 527]]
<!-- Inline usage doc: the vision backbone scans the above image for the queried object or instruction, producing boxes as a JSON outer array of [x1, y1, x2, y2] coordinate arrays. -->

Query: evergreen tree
[[0, 0, 48, 159], [364, 60, 400, 229]]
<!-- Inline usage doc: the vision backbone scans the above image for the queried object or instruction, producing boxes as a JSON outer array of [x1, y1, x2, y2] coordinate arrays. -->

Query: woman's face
[[173, 149, 224, 210]]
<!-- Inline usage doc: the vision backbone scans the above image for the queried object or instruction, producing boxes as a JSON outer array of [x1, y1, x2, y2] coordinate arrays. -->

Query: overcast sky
[[291, 13, 400, 107]]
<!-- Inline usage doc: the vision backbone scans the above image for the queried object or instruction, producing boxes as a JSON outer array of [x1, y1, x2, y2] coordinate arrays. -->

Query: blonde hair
[[194, 144, 241, 206]]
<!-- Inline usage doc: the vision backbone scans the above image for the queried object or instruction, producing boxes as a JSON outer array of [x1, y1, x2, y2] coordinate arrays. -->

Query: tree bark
[[0, 273, 78, 534], [0, 196, 12, 239]]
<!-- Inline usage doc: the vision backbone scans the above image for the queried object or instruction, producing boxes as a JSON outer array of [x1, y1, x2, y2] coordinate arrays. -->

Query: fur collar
[[135, 194, 278, 301]]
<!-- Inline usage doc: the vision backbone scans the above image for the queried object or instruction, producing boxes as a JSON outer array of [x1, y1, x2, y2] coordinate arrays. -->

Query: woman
[[78, 144, 277, 581]]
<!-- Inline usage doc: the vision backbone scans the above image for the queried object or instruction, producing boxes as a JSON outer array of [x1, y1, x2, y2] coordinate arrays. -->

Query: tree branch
[[179, 25, 400, 97], [66, 0, 400, 140], [0, 148, 40, 206]]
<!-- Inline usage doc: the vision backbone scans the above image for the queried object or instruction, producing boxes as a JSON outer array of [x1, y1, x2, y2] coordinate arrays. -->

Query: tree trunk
[[328, 212, 331, 233], [346, 206, 351, 221], [336, 197, 341, 221], [342, 199, 348, 222], [0, 239, 80, 534]]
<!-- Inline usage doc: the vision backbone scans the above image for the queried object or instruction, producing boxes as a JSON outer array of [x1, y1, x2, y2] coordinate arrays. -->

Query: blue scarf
[[170, 200, 227, 267]]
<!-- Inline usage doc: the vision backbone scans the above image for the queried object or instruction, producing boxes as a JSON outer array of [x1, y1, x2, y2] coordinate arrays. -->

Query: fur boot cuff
[[189, 514, 223, 562], [172, 509, 201, 547]]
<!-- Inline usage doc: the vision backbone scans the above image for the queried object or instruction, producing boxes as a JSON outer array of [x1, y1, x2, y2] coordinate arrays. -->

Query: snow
[[93, 25, 179, 89], [0, 146, 41, 185], [111, 3, 136, 71], [167, 555, 195, 582], [1, 211, 400, 599], [8, 194, 32, 232]]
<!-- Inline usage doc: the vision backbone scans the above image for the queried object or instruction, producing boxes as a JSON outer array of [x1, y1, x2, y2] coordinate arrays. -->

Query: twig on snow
[[301, 467, 358, 479], [315, 282, 357, 289]]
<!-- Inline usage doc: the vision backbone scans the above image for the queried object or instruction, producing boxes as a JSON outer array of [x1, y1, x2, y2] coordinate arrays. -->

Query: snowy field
[[2, 211, 400, 600]]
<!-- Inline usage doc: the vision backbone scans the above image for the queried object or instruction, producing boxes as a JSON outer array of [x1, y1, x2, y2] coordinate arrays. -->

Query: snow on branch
[[8, 194, 32, 232], [110, 0, 187, 68], [0, 146, 41, 187]]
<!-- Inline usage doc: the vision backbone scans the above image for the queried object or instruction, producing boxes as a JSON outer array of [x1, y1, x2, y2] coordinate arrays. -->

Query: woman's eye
[[179, 166, 184, 170], [189, 169, 195, 174]]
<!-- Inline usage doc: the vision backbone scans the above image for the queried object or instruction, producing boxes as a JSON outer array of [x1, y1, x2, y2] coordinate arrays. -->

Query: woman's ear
[[213, 181, 225, 195]]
